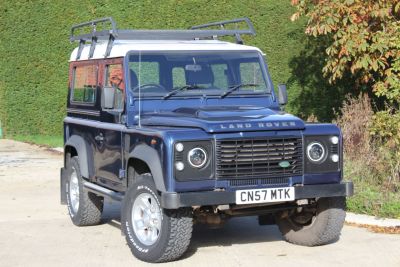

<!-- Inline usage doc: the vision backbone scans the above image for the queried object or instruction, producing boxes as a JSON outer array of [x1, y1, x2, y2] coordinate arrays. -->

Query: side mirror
[[102, 86, 115, 109], [278, 84, 288, 106]]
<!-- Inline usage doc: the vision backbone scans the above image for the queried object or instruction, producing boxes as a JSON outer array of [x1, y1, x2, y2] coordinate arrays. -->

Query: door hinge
[[119, 169, 126, 179]]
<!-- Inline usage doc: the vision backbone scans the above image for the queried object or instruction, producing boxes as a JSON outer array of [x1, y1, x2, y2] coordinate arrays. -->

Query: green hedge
[[0, 0, 308, 136]]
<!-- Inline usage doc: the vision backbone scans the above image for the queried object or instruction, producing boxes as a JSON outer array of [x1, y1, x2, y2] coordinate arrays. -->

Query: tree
[[291, 0, 400, 103]]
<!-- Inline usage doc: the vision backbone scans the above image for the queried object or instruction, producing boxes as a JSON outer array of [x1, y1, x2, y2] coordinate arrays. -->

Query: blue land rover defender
[[60, 17, 353, 263]]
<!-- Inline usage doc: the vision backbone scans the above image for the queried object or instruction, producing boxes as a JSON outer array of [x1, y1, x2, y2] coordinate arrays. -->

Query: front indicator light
[[175, 143, 184, 152], [331, 136, 339, 145], [175, 162, 185, 171], [331, 154, 339, 163]]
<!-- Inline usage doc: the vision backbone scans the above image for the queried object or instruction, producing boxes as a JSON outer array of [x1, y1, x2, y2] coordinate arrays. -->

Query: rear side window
[[72, 65, 97, 103]]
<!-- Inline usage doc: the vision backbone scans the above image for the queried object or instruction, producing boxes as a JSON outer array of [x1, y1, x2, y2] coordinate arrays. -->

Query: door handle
[[95, 133, 104, 142]]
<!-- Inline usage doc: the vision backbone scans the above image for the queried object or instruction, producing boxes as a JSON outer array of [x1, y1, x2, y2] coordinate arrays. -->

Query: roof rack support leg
[[89, 36, 97, 59], [105, 35, 115, 58], [76, 40, 85, 60], [235, 33, 243, 45]]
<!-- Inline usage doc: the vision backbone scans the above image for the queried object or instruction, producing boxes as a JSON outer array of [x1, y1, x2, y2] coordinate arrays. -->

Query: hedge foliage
[[0, 0, 310, 136]]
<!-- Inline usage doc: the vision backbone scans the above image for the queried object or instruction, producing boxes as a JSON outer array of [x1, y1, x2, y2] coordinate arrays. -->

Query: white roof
[[69, 40, 264, 61]]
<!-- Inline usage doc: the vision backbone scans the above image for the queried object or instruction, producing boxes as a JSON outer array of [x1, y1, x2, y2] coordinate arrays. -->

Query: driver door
[[94, 60, 125, 191]]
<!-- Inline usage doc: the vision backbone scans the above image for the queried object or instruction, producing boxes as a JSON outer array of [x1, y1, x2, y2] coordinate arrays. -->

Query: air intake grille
[[229, 177, 290, 187], [216, 138, 303, 180]]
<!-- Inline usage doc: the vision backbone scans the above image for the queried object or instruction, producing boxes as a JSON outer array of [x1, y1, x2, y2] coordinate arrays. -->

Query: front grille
[[229, 177, 290, 187], [216, 138, 303, 180]]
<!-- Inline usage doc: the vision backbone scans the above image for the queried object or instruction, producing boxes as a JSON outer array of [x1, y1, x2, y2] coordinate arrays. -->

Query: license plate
[[235, 187, 295, 205]]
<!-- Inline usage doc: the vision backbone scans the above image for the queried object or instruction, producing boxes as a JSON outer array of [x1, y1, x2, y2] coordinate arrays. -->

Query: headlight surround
[[187, 147, 207, 168], [304, 135, 341, 174], [173, 140, 213, 181], [306, 142, 326, 163]]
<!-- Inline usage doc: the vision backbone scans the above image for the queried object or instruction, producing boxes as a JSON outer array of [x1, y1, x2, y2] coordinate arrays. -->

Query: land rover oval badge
[[279, 161, 290, 168]]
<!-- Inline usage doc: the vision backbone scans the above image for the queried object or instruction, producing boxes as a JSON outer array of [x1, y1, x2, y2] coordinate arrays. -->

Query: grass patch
[[347, 184, 400, 219], [9, 135, 63, 148], [345, 160, 400, 219]]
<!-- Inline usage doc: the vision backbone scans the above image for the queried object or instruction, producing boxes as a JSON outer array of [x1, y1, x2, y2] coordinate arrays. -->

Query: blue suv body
[[60, 17, 353, 263]]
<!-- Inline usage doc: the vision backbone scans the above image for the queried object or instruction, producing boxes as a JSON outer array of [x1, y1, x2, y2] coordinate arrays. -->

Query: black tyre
[[121, 174, 193, 263], [65, 156, 103, 226], [275, 197, 346, 246]]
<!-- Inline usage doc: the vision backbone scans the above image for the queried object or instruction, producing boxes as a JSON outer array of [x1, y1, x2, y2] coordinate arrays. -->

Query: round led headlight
[[307, 142, 326, 162], [187, 147, 207, 168]]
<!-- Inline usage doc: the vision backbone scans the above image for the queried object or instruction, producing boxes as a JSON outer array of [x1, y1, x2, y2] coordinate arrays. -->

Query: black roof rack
[[70, 17, 256, 60]]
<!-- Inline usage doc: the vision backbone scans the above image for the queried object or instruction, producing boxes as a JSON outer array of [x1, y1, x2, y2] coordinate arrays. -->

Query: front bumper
[[161, 182, 354, 209]]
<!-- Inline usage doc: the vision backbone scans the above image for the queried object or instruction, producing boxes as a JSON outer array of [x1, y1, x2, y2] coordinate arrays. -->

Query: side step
[[83, 181, 124, 202]]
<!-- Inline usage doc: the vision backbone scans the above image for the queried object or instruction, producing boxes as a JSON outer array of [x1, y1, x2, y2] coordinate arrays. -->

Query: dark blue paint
[[304, 173, 342, 185], [65, 50, 343, 194]]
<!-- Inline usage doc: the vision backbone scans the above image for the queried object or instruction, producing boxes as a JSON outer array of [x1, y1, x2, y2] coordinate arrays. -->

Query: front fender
[[65, 135, 93, 179], [128, 144, 166, 192]]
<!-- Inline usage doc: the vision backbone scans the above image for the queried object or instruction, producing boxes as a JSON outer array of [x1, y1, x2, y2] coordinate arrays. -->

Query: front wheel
[[65, 156, 103, 226], [275, 197, 346, 246], [121, 174, 193, 263]]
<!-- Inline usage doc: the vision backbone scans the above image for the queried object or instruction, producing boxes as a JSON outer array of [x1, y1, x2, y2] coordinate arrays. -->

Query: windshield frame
[[124, 50, 275, 100]]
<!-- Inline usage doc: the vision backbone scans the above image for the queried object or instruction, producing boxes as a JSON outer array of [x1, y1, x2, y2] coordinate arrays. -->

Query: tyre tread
[[156, 208, 193, 262], [68, 157, 103, 226], [277, 197, 346, 246], [122, 174, 193, 263]]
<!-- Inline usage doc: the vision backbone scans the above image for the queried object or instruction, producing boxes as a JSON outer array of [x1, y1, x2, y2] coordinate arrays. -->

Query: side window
[[72, 65, 97, 103], [239, 62, 265, 91], [172, 67, 186, 88], [105, 64, 124, 109], [106, 64, 125, 90]]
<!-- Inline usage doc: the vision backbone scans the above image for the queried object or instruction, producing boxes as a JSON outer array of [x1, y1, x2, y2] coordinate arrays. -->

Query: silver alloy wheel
[[69, 167, 80, 214], [131, 193, 162, 246]]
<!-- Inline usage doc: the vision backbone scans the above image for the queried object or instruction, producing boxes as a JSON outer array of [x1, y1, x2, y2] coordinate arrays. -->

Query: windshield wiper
[[163, 85, 204, 99], [220, 83, 260, 98]]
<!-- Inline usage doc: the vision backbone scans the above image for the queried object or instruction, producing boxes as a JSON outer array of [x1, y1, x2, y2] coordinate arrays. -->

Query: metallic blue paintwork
[[120, 50, 330, 192], [304, 173, 342, 185], [65, 50, 343, 194], [139, 106, 305, 133], [122, 50, 278, 127], [65, 109, 343, 193], [163, 124, 342, 192]]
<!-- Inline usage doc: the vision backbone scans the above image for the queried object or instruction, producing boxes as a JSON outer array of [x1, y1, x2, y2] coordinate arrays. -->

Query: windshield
[[128, 51, 271, 98]]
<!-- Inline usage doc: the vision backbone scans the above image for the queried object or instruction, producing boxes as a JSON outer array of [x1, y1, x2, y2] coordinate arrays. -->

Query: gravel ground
[[0, 139, 399, 267]]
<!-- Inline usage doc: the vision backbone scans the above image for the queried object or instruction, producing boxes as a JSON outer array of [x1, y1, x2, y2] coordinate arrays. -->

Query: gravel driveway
[[0, 139, 399, 267]]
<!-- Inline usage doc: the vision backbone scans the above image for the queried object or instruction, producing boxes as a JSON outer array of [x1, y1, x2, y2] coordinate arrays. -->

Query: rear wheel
[[65, 156, 103, 226], [121, 174, 193, 263], [275, 197, 346, 246]]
